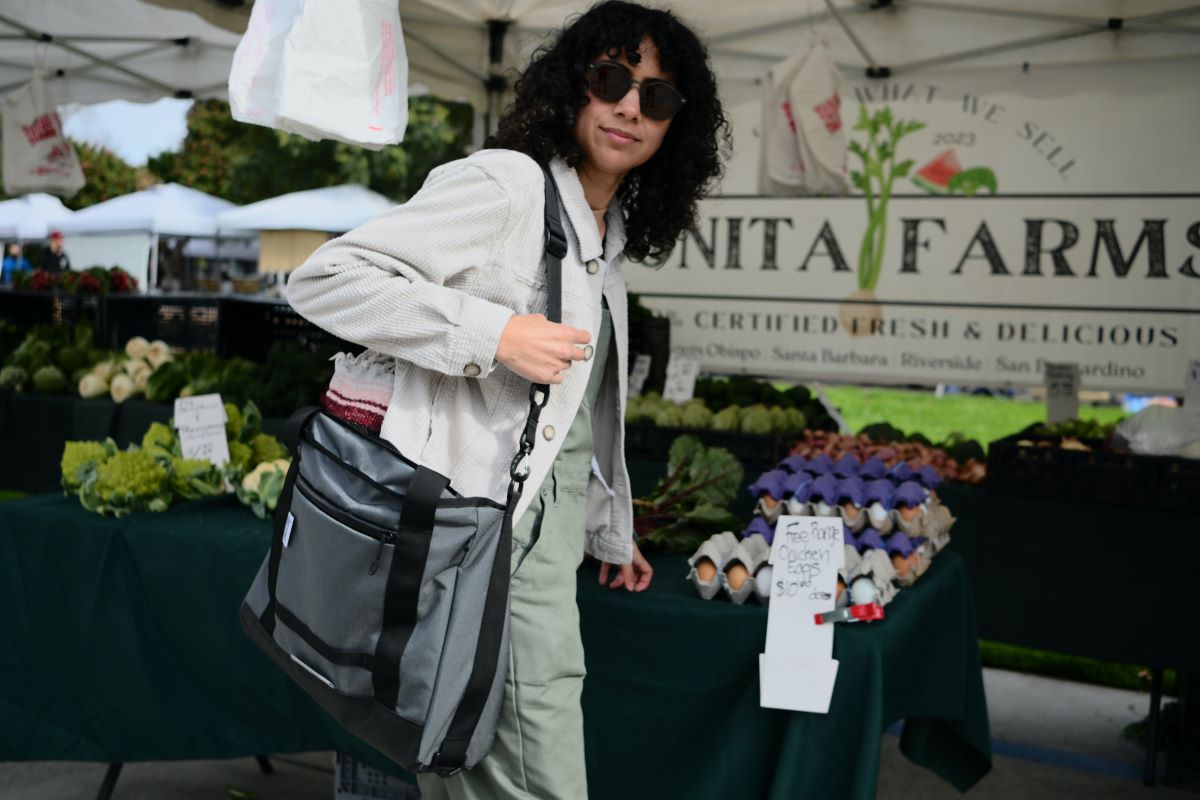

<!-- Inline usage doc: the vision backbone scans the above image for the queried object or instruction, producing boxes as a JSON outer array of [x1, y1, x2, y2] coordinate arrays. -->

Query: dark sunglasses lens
[[588, 63, 631, 102], [643, 81, 683, 120]]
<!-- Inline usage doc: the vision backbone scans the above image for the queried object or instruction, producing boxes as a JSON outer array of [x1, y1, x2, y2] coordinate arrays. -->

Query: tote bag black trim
[[239, 166, 568, 777]]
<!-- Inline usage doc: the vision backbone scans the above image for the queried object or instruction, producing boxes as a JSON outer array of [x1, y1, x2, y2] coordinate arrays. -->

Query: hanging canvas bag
[[240, 168, 566, 777]]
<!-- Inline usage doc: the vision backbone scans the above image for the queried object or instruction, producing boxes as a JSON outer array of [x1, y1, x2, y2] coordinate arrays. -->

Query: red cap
[[50, 230, 63, 240]]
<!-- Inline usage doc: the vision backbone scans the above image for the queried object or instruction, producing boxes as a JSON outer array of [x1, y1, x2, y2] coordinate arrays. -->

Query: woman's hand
[[599, 542, 653, 592], [496, 314, 591, 384]]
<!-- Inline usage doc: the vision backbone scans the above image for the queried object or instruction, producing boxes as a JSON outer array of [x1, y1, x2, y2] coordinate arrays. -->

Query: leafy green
[[633, 435, 744, 554]]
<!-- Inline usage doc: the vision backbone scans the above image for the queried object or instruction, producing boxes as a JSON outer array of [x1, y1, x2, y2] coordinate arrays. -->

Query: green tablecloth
[[0, 493, 991, 798]]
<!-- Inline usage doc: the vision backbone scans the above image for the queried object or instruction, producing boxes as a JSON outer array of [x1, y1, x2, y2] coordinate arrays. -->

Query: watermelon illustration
[[912, 148, 962, 195]]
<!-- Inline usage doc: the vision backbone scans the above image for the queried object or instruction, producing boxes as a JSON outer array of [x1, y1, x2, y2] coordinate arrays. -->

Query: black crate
[[217, 295, 363, 363], [624, 422, 787, 475], [0, 289, 104, 330], [987, 432, 1195, 509], [102, 292, 220, 352]]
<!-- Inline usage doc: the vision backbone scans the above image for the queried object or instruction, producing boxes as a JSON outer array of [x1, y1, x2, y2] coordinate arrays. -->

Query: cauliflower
[[250, 432, 289, 465], [124, 336, 150, 359], [33, 365, 67, 393], [61, 439, 115, 493], [142, 421, 177, 463], [711, 405, 741, 432], [169, 456, 226, 499], [79, 372, 109, 398], [654, 404, 685, 429], [110, 373, 139, 403], [224, 402, 244, 442], [681, 403, 714, 429], [0, 366, 28, 392], [79, 448, 171, 517], [236, 459, 289, 519]]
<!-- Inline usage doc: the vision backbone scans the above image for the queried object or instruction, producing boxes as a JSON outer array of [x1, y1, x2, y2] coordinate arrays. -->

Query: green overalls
[[417, 304, 612, 800]]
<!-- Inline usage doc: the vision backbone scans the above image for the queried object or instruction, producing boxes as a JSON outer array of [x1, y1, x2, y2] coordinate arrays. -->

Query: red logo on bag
[[781, 101, 798, 134], [372, 19, 395, 121], [22, 113, 61, 145], [813, 94, 842, 134]]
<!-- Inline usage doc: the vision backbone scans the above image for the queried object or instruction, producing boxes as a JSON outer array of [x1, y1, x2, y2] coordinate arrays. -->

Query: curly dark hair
[[485, 0, 731, 263]]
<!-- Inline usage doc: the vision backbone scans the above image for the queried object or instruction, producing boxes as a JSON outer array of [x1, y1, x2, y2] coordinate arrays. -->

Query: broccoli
[[61, 440, 115, 493]]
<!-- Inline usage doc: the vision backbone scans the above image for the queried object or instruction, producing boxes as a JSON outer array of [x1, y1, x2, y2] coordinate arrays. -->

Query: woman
[[2, 242, 32, 285], [285, 2, 728, 796]]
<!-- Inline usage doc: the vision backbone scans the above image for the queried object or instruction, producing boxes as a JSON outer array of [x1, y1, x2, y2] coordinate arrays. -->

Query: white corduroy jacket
[[284, 149, 634, 565]]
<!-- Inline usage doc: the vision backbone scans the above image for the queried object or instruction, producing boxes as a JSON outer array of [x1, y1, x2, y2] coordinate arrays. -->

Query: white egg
[[869, 502, 888, 523], [754, 566, 773, 599], [850, 576, 878, 606]]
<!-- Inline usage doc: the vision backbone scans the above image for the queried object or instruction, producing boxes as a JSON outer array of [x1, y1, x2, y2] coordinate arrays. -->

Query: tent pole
[[823, 0, 879, 72], [150, 232, 159, 293], [485, 19, 511, 136]]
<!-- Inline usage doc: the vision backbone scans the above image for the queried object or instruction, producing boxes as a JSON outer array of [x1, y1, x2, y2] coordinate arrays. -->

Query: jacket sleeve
[[284, 160, 516, 378]]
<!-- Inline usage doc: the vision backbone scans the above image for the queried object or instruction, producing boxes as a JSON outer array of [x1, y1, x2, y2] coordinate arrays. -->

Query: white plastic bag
[[228, 0, 305, 129], [759, 39, 849, 196], [1116, 405, 1200, 457], [227, 0, 408, 150], [2, 73, 85, 198]]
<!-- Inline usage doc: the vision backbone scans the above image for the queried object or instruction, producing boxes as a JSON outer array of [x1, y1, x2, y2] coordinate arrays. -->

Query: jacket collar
[[549, 156, 626, 264]]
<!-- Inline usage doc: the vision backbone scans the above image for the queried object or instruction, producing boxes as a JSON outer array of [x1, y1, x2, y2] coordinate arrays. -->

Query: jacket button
[[463, 363, 481, 377], [543, 424, 556, 441], [586, 259, 599, 275], [583, 344, 594, 360]]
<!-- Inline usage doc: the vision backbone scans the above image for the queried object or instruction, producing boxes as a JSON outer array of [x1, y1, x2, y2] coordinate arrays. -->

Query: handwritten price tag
[[175, 393, 231, 470], [627, 354, 652, 398], [759, 516, 845, 714], [1044, 362, 1080, 425], [661, 357, 700, 403]]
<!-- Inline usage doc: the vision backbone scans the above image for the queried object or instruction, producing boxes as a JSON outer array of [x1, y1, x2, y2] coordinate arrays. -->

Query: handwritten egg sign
[[759, 515, 845, 714]]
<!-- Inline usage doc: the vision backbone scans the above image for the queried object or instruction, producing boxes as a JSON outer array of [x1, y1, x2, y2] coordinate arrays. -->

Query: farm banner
[[626, 194, 1199, 393], [628, 64, 1200, 393]]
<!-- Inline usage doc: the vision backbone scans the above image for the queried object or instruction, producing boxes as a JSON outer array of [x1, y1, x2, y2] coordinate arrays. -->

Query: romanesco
[[141, 421, 177, 463], [80, 448, 171, 517], [250, 432, 289, 465], [61, 439, 115, 493], [228, 440, 253, 472], [224, 402, 244, 442], [169, 456, 226, 500]]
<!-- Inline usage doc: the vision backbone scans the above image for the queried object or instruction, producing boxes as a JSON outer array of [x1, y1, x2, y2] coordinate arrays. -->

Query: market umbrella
[[0, 193, 74, 240], [215, 184, 395, 234]]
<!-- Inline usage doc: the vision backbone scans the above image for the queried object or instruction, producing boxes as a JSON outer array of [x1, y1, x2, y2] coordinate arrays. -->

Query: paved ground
[[0, 668, 1185, 799]]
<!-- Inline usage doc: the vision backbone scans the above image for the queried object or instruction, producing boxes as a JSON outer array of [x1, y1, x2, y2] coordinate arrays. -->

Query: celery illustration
[[841, 106, 924, 336]]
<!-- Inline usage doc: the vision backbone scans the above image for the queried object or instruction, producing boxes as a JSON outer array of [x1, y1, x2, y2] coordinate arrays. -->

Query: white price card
[[174, 393, 231, 470], [1185, 358, 1200, 414], [627, 354, 652, 398], [1043, 362, 1080, 425], [661, 357, 701, 403], [759, 516, 845, 714]]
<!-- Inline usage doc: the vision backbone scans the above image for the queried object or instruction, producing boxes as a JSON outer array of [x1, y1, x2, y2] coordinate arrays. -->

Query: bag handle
[[506, 166, 567, 495]]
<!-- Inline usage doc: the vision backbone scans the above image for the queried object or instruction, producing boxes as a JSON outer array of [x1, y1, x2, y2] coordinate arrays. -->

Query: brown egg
[[696, 559, 717, 582], [842, 501, 859, 516], [892, 552, 918, 578], [898, 505, 920, 522], [836, 577, 846, 603], [762, 495, 779, 510], [727, 563, 749, 591]]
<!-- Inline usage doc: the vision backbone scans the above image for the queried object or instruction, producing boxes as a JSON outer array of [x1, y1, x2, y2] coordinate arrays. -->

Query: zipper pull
[[369, 533, 394, 576]]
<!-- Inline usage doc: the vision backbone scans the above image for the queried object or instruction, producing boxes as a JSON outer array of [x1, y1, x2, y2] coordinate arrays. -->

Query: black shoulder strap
[[431, 166, 565, 777]]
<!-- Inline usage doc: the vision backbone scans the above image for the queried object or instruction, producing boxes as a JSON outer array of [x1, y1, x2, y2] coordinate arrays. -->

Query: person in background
[[38, 231, 70, 274], [1, 242, 32, 284]]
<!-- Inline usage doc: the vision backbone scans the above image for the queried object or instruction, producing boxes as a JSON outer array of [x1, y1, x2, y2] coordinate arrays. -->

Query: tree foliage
[[66, 141, 141, 210], [148, 97, 472, 204]]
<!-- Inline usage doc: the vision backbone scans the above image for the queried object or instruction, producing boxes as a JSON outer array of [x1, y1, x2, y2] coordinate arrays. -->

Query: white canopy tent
[[0, 193, 74, 240], [216, 184, 395, 234], [56, 182, 236, 289]]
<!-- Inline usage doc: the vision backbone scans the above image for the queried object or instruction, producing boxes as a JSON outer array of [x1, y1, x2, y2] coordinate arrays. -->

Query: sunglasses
[[584, 61, 685, 121]]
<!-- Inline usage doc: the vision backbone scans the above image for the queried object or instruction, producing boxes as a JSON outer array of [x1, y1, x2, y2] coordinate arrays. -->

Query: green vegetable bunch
[[78, 447, 173, 517], [633, 435, 744, 554], [626, 393, 807, 436], [2, 320, 109, 395]]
